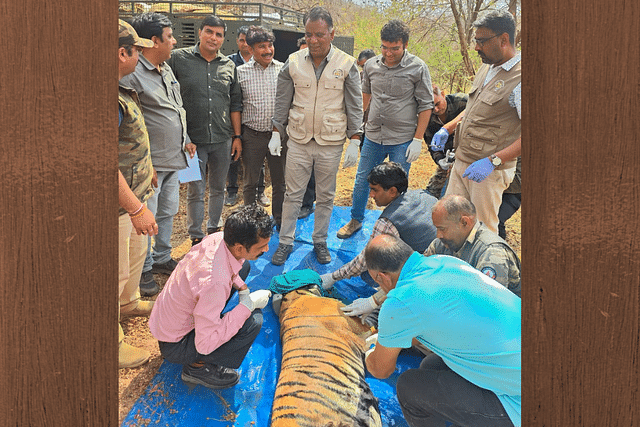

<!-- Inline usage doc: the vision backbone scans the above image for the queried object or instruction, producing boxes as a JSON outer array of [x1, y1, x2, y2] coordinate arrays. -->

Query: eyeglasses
[[380, 44, 403, 52], [474, 34, 500, 47]]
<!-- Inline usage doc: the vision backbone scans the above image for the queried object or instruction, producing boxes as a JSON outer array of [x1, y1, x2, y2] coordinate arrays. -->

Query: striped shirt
[[237, 58, 284, 132]]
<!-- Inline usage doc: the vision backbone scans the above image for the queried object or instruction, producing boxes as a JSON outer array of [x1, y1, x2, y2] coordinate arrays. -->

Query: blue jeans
[[143, 171, 180, 272], [350, 136, 412, 222], [188, 141, 232, 239]]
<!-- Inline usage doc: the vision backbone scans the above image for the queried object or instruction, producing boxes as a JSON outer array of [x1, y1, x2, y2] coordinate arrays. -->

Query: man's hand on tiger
[[320, 273, 336, 290], [340, 296, 379, 317]]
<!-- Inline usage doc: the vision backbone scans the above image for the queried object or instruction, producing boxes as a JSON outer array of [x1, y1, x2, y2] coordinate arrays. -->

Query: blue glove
[[429, 128, 449, 152], [462, 157, 495, 182]]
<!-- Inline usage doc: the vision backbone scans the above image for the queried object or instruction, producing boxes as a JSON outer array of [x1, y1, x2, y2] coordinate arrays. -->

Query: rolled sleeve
[[415, 64, 434, 113], [229, 67, 243, 113]]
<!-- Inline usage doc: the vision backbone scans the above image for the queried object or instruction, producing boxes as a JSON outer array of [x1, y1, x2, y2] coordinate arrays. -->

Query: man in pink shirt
[[149, 204, 273, 389]]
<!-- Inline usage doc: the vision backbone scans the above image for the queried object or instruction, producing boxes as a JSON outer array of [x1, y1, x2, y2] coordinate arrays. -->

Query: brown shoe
[[121, 300, 154, 318], [119, 342, 150, 369], [337, 219, 362, 239]]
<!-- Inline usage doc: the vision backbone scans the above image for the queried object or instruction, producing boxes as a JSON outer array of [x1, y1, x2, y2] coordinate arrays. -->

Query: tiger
[[270, 286, 382, 427]]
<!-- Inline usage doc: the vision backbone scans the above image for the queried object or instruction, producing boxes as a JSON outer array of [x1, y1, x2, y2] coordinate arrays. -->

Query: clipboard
[[178, 153, 202, 183]]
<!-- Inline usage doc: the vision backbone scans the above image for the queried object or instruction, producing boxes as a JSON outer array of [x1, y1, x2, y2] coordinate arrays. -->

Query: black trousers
[[397, 354, 515, 427], [497, 193, 521, 239]]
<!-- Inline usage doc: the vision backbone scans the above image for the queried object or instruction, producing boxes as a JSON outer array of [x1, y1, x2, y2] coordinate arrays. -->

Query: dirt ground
[[118, 145, 522, 424]]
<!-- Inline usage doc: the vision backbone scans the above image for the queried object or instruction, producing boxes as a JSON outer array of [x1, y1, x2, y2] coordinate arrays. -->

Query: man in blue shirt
[[364, 234, 521, 427]]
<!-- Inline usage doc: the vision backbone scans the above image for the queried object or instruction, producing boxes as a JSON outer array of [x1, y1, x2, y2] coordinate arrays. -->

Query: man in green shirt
[[167, 15, 243, 245]]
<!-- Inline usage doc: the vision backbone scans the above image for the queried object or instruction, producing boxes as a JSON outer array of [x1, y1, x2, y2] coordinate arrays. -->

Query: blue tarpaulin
[[122, 206, 424, 426]]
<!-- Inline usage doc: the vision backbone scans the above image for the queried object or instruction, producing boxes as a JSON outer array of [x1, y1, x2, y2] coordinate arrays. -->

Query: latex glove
[[462, 157, 495, 183], [429, 127, 449, 152], [342, 138, 360, 168], [437, 157, 452, 171], [340, 296, 378, 317], [320, 273, 337, 290], [405, 137, 422, 163], [239, 289, 272, 311], [364, 333, 378, 363], [269, 131, 282, 156]]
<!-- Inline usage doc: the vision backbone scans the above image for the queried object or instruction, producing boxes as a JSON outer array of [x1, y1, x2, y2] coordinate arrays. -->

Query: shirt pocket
[[388, 75, 413, 97]]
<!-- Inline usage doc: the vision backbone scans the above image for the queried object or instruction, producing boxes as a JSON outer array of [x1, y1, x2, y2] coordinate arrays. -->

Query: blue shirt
[[378, 252, 521, 426]]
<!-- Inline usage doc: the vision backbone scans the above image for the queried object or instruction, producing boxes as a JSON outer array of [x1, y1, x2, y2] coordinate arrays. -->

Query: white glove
[[239, 289, 272, 311], [437, 157, 452, 171], [320, 273, 337, 290], [342, 138, 360, 168], [269, 131, 282, 156], [405, 137, 422, 163], [364, 333, 378, 363], [340, 296, 378, 317]]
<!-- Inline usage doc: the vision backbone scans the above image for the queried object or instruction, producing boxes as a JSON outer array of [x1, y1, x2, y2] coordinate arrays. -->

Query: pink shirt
[[149, 233, 251, 355]]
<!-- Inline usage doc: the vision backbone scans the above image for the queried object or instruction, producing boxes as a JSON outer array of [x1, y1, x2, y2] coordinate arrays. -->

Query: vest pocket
[[287, 108, 307, 141], [321, 111, 347, 142]]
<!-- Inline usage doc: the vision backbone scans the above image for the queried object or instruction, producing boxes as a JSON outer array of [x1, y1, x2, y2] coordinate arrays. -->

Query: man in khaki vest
[[430, 10, 521, 234], [268, 6, 363, 266]]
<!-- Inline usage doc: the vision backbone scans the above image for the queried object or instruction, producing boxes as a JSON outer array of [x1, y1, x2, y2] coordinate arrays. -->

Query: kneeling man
[[321, 162, 437, 320], [149, 205, 273, 389], [364, 234, 521, 427]]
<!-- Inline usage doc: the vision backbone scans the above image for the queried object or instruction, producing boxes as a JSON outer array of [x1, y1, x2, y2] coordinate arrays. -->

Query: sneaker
[[337, 219, 362, 239], [257, 192, 271, 207], [121, 300, 154, 318], [151, 258, 178, 275], [225, 193, 238, 206], [181, 363, 239, 390], [191, 237, 203, 246], [139, 271, 160, 297], [119, 342, 150, 369], [271, 243, 293, 266], [313, 242, 331, 264], [298, 205, 314, 219]]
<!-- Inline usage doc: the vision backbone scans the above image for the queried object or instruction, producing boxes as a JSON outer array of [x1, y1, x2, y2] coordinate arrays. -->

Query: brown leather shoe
[[119, 342, 150, 369], [337, 219, 362, 239], [120, 300, 154, 318]]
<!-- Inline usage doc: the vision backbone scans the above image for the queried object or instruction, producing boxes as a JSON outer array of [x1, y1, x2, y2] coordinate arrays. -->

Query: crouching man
[[149, 204, 273, 389], [364, 234, 521, 427]]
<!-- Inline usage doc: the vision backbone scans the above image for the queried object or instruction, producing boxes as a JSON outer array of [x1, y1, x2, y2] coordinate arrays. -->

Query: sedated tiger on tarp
[[270, 284, 382, 427]]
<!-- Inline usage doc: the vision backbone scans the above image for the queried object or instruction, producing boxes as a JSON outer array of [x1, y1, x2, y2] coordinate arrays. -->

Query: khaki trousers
[[446, 160, 515, 234], [118, 212, 146, 342]]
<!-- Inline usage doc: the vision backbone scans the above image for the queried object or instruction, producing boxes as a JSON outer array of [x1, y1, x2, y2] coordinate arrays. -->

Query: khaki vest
[[286, 48, 355, 146], [118, 85, 154, 216], [454, 60, 521, 169]]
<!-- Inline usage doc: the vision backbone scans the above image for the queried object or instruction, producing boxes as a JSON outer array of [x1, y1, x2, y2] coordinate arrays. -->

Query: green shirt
[[167, 44, 242, 145]]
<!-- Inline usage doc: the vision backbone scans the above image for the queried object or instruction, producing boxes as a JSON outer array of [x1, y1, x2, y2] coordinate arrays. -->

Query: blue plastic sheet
[[122, 206, 424, 426]]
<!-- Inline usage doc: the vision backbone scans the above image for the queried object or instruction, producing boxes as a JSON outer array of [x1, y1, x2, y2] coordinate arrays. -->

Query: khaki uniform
[[424, 222, 521, 297]]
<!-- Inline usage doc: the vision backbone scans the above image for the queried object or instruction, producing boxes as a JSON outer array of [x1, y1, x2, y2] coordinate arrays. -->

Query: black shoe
[[224, 193, 238, 206], [313, 242, 331, 264], [271, 243, 293, 266], [191, 237, 203, 246], [139, 271, 159, 297], [207, 227, 222, 235], [151, 258, 178, 275], [298, 205, 314, 219], [181, 363, 239, 390]]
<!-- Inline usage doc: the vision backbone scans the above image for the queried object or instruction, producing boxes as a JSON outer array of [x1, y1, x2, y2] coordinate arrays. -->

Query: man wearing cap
[[117, 19, 157, 368], [120, 13, 197, 297], [167, 15, 243, 246]]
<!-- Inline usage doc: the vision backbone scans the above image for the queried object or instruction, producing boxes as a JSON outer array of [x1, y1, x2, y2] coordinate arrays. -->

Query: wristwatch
[[232, 134, 242, 141], [489, 154, 502, 167]]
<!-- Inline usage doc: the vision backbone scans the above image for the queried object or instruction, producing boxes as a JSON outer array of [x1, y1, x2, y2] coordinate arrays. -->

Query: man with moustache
[[432, 10, 521, 234], [320, 162, 437, 322], [236, 26, 285, 227], [121, 13, 197, 296], [424, 194, 521, 297], [149, 205, 273, 390], [338, 19, 434, 240], [269, 6, 363, 265], [167, 15, 243, 245]]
